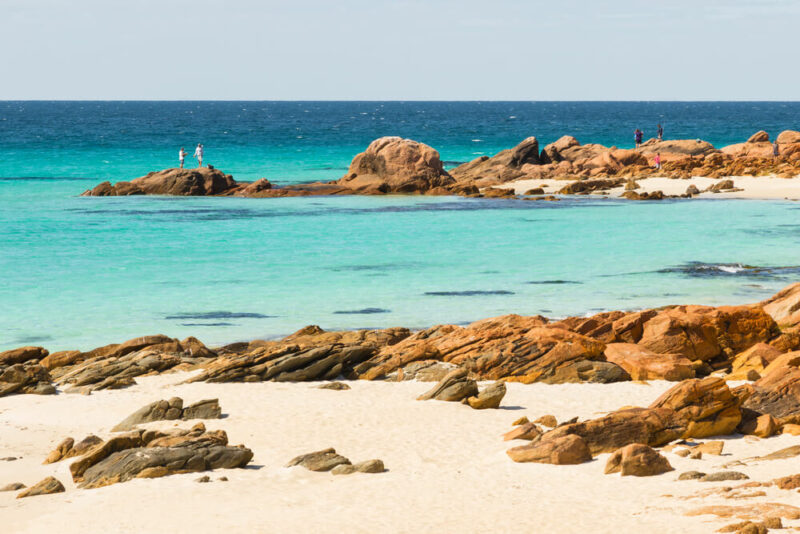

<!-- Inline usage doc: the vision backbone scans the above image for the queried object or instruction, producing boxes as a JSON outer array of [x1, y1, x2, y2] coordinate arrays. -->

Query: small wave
[[658, 262, 800, 279]]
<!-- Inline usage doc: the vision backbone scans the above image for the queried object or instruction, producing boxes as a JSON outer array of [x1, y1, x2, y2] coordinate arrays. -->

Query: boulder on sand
[[417, 368, 479, 402], [337, 137, 455, 194], [286, 448, 351, 472], [604, 443, 673, 476], [506, 434, 592, 465], [16, 476, 65, 498], [465, 380, 506, 409], [112, 397, 223, 431]]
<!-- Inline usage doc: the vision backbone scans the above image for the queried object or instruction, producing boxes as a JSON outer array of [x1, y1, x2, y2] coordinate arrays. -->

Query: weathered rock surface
[[44, 435, 103, 464], [604, 343, 695, 381], [503, 422, 543, 441], [507, 434, 592, 464], [317, 381, 351, 390], [70, 424, 253, 489], [188, 326, 409, 384], [1, 482, 26, 492], [701, 471, 750, 482], [604, 443, 673, 476], [465, 381, 506, 409], [16, 476, 65, 498], [760, 282, 800, 327], [82, 168, 237, 197], [337, 137, 455, 194], [112, 397, 222, 432], [747, 131, 770, 143], [741, 351, 800, 419], [0, 346, 49, 365], [728, 343, 784, 380], [286, 448, 351, 472], [417, 368, 478, 402], [0, 362, 55, 397], [331, 459, 385, 475], [538, 377, 741, 456]]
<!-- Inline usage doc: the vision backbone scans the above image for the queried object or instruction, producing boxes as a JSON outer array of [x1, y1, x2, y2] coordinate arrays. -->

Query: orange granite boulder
[[604, 343, 695, 381], [337, 137, 455, 193]]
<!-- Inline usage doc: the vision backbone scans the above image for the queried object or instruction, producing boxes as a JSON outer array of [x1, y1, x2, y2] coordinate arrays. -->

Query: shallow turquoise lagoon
[[2, 177, 798, 352]]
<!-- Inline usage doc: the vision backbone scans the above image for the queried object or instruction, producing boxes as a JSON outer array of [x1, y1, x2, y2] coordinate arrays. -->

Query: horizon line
[[2, 99, 800, 103]]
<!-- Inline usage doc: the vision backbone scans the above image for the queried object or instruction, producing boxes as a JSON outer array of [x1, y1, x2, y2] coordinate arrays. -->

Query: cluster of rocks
[[79, 131, 800, 199], [416, 369, 507, 409], [285, 448, 385, 475], [3, 282, 798, 398], [0, 334, 217, 398]]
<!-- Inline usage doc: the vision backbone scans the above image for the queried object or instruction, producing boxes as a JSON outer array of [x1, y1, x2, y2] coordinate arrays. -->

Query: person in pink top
[[653, 153, 662, 170]]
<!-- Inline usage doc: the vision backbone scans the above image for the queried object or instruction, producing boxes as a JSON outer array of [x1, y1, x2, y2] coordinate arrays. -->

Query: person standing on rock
[[179, 147, 188, 169], [634, 129, 643, 148], [657, 124, 663, 141], [654, 153, 662, 170], [194, 143, 204, 168], [773, 141, 780, 159]]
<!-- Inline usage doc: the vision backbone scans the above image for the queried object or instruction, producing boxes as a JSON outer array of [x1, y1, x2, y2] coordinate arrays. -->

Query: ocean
[[1, 101, 799, 351]]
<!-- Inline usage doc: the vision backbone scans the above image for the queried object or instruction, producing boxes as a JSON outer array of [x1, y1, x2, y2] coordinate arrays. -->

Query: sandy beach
[[501, 175, 800, 200], [2, 372, 800, 533]]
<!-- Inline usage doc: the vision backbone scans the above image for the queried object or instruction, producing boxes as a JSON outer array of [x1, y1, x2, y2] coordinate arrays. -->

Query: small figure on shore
[[657, 124, 663, 141], [634, 129, 643, 148], [773, 141, 780, 159], [194, 143, 204, 168], [654, 153, 662, 170], [179, 147, 188, 169]]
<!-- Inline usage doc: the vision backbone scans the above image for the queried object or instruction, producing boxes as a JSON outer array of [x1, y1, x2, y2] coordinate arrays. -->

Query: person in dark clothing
[[634, 128, 643, 148], [657, 124, 663, 141]]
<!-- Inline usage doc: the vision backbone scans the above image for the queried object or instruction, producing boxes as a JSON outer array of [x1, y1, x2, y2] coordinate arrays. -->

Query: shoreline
[[2, 283, 800, 532], [500, 175, 800, 201]]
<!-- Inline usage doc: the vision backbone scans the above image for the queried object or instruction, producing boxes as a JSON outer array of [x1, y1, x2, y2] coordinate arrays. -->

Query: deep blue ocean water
[[1, 102, 799, 351]]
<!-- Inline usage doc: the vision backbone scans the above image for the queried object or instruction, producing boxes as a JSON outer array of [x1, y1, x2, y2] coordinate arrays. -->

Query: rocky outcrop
[[741, 351, 800, 419], [603, 343, 695, 381], [16, 477, 65, 498], [358, 315, 615, 384], [0, 362, 55, 397], [69, 423, 253, 489], [760, 282, 800, 327], [82, 168, 237, 197], [187, 326, 409, 384], [604, 444, 673, 476], [52, 335, 216, 393], [0, 346, 48, 365], [336, 137, 455, 193], [536, 377, 741, 456], [637, 305, 778, 363], [112, 397, 222, 432], [506, 434, 592, 464]]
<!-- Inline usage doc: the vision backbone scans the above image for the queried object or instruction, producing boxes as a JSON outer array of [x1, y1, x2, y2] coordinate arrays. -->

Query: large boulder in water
[[337, 137, 455, 193], [82, 167, 238, 196]]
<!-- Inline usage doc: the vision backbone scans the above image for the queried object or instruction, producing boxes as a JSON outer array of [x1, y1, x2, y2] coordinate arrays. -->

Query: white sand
[[3, 374, 800, 533], [501, 176, 800, 200]]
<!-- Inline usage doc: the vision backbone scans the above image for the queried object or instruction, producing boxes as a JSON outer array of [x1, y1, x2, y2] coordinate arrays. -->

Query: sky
[[1, 0, 799, 100]]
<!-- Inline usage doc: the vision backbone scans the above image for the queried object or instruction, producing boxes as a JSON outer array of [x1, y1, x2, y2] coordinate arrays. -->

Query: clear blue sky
[[1, 0, 798, 100]]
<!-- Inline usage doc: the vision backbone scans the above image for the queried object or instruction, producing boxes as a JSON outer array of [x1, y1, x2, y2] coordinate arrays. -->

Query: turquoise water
[[2, 175, 799, 352], [2, 102, 799, 352]]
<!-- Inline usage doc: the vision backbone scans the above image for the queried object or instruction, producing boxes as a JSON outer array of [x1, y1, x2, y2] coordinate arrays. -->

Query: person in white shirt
[[179, 147, 188, 168], [194, 144, 204, 168]]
